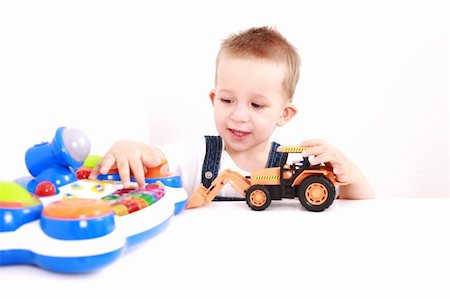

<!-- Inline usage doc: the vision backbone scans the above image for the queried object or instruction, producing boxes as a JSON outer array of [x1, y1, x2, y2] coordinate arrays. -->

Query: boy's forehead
[[216, 55, 285, 82]]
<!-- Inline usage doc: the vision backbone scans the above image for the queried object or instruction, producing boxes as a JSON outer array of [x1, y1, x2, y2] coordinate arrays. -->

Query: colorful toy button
[[0, 182, 43, 232], [76, 166, 92, 179], [35, 181, 57, 197], [40, 198, 115, 240], [102, 183, 165, 216]]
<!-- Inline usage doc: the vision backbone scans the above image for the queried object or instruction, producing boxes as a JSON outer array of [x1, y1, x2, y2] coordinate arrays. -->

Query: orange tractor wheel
[[245, 185, 271, 211], [297, 175, 336, 212]]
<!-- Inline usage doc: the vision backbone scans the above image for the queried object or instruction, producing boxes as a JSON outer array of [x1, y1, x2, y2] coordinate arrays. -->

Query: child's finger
[[309, 152, 332, 166], [301, 145, 325, 158], [98, 154, 115, 174], [159, 163, 171, 176], [130, 161, 146, 187], [88, 164, 101, 180], [141, 151, 163, 169], [88, 155, 114, 180], [115, 157, 131, 188]]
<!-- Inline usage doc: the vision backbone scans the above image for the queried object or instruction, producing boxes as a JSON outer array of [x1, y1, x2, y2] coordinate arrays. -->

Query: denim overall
[[201, 135, 282, 201]]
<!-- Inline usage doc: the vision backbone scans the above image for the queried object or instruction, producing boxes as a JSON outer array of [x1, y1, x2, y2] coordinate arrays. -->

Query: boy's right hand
[[88, 140, 166, 188]]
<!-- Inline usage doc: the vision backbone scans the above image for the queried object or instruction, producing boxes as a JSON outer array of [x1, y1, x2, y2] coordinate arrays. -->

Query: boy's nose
[[230, 106, 250, 122]]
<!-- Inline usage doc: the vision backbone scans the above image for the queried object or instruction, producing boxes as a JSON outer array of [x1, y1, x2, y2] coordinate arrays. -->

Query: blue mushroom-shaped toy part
[[24, 127, 91, 195]]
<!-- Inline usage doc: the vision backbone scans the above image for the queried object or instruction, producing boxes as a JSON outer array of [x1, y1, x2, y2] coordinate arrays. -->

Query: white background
[[0, 0, 448, 198]]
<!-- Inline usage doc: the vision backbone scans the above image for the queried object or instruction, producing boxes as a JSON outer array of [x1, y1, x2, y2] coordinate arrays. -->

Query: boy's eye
[[220, 98, 233, 104], [251, 102, 263, 109]]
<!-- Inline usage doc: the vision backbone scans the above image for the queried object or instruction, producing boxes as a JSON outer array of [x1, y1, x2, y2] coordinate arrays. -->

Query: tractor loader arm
[[187, 169, 252, 208]]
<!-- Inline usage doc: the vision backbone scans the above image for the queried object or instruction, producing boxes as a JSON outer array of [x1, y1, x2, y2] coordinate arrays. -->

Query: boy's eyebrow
[[217, 89, 269, 101], [251, 93, 269, 101]]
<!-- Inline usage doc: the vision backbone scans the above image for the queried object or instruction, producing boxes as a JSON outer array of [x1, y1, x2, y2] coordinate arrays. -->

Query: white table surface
[[1, 197, 449, 299]]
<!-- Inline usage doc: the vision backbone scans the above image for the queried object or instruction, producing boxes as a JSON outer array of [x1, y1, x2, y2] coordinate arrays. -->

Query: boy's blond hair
[[216, 26, 301, 101]]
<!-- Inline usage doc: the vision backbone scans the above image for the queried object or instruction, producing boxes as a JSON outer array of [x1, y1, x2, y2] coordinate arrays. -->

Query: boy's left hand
[[300, 139, 374, 199], [300, 139, 354, 184]]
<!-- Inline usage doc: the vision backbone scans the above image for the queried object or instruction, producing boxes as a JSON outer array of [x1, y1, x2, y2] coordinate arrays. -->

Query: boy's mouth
[[228, 129, 250, 139]]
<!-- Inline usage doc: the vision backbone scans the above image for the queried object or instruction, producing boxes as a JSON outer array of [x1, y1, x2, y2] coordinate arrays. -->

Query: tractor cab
[[277, 146, 312, 199]]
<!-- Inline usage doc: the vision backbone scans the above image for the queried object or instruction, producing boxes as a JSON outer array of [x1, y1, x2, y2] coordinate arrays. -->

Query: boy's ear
[[277, 103, 298, 127], [209, 90, 216, 105]]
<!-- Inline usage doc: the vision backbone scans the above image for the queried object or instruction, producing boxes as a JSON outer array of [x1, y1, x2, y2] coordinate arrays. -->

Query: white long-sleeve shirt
[[158, 136, 250, 198]]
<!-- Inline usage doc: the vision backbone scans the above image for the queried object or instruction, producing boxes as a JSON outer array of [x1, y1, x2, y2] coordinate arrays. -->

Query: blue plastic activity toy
[[1, 127, 188, 273]]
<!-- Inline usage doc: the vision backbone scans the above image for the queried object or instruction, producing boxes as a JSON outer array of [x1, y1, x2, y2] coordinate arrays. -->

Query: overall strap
[[266, 141, 282, 167], [201, 136, 223, 189]]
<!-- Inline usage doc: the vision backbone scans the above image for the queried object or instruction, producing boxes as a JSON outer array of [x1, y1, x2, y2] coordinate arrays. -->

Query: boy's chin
[[223, 137, 256, 154]]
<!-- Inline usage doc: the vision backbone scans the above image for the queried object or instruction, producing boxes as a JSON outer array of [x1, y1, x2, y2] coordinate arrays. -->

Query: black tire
[[245, 185, 271, 211], [297, 175, 336, 212]]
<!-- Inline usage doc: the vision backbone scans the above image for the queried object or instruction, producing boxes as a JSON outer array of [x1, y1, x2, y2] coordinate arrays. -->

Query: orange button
[[144, 160, 169, 178], [43, 198, 112, 219]]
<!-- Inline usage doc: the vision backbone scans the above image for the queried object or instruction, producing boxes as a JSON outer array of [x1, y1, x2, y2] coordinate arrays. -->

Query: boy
[[89, 26, 374, 200]]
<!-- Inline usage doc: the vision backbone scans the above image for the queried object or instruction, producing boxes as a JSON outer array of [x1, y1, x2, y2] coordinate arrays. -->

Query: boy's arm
[[300, 139, 374, 199], [88, 140, 167, 188]]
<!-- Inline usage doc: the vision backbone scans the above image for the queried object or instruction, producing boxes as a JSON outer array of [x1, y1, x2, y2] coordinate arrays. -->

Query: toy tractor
[[187, 145, 346, 212]]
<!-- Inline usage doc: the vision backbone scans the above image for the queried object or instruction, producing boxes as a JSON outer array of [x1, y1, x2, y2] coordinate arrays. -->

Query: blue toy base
[[0, 178, 188, 273]]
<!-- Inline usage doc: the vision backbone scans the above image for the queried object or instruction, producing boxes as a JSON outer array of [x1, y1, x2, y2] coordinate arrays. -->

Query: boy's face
[[210, 55, 297, 155]]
